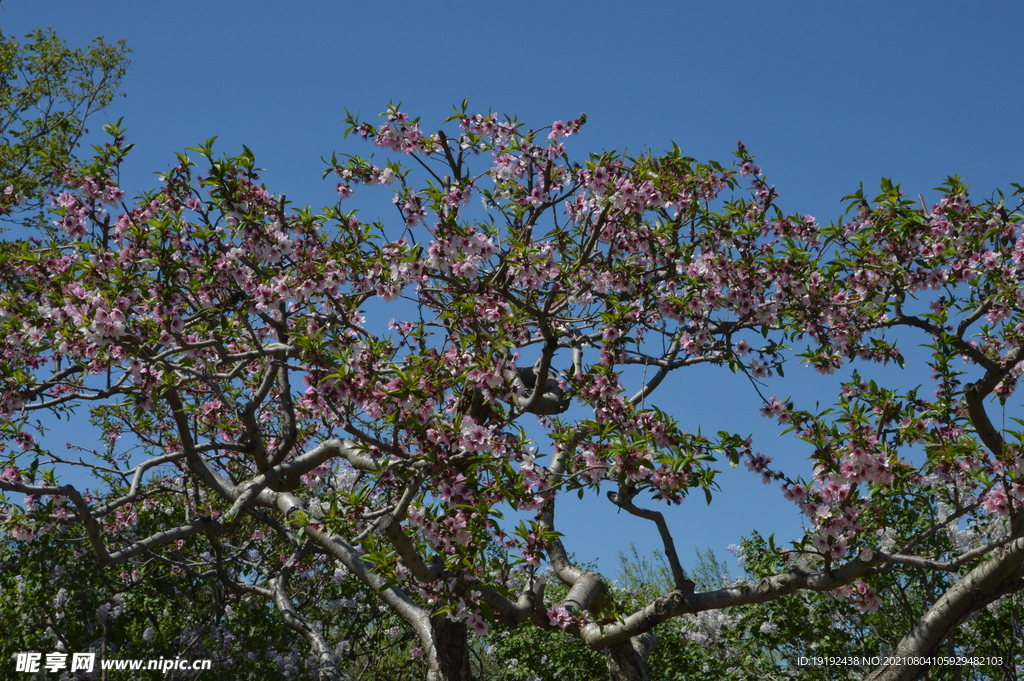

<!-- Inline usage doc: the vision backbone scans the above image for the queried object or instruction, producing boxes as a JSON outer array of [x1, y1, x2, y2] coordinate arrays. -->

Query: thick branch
[[579, 547, 882, 649], [514, 342, 569, 416], [537, 445, 584, 584], [268, 359, 298, 465], [238, 358, 279, 470], [865, 537, 1024, 681], [162, 383, 236, 500], [102, 516, 227, 565], [963, 344, 1023, 458], [225, 438, 370, 519], [261, 489, 430, 631], [537, 444, 607, 617]]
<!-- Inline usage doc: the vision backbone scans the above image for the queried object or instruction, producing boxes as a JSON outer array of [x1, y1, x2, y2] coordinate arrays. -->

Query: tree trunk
[[865, 537, 1024, 681], [424, 615, 474, 681], [606, 632, 656, 681]]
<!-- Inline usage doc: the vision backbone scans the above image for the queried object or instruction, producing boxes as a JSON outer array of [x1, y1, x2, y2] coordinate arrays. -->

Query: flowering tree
[[2, 103, 1023, 681], [0, 26, 129, 228]]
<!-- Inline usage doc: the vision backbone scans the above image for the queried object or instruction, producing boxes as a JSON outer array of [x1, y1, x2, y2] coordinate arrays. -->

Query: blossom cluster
[[2, 108, 1024, 678]]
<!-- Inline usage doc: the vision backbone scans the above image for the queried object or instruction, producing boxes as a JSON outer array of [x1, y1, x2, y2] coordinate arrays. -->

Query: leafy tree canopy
[[2, 102, 1024, 681], [0, 26, 129, 227]]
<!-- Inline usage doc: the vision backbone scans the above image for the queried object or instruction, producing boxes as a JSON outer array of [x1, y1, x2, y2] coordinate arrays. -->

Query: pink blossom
[[438, 473, 469, 504], [407, 506, 426, 527], [14, 431, 35, 451], [851, 581, 882, 613], [102, 185, 126, 206], [548, 120, 567, 140], [782, 483, 807, 503], [9, 524, 37, 541], [467, 612, 489, 636], [982, 487, 1010, 516], [758, 396, 789, 423], [829, 537, 848, 558], [547, 605, 574, 630]]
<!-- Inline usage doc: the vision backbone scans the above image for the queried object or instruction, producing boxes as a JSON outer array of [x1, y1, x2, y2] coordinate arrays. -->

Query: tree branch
[[272, 544, 352, 681], [102, 516, 227, 566], [607, 485, 693, 592], [865, 537, 1024, 681], [579, 547, 882, 650]]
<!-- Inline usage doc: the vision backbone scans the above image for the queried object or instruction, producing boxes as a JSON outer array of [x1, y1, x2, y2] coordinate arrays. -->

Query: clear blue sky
[[5, 1, 1024, 576]]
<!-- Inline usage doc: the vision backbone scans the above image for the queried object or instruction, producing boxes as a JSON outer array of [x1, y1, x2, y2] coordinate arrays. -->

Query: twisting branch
[[963, 343, 1024, 458], [271, 543, 352, 681], [628, 337, 681, 406], [955, 299, 993, 339], [89, 449, 191, 517], [514, 334, 569, 416], [607, 484, 693, 592], [874, 532, 1021, 572], [885, 313, 997, 371], [579, 547, 883, 650], [225, 438, 372, 520], [514, 364, 569, 416], [238, 356, 281, 470], [892, 498, 982, 558], [26, 371, 131, 411], [356, 469, 423, 541]]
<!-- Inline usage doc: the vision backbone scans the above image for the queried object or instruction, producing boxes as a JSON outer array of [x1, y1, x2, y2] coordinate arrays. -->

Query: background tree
[[1, 104, 1023, 681], [0, 476, 429, 681], [0, 25, 128, 228]]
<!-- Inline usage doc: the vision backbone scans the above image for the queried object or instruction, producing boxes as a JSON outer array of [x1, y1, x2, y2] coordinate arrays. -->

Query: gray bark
[[865, 536, 1024, 681], [606, 632, 656, 681], [424, 616, 474, 681]]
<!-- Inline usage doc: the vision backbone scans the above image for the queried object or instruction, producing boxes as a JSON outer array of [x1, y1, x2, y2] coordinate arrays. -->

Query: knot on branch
[[515, 365, 570, 415], [606, 483, 638, 508], [653, 590, 686, 616], [787, 563, 812, 578]]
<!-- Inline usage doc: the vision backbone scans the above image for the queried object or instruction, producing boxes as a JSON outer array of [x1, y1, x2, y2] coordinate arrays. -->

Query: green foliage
[[0, 500, 428, 680], [3, 91, 1024, 681], [476, 622, 607, 681], [474, 575, 607, 681], [0, 27, 129, 226], [0, 529, 303, 680]]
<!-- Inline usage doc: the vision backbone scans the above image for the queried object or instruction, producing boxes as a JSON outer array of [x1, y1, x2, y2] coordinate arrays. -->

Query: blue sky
[[5, 1, 1024, 576]]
